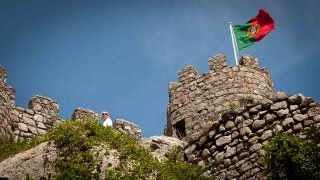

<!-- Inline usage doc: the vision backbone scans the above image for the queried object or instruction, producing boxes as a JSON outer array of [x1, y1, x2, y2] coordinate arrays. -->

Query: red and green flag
[[233, 9, 275, 51]]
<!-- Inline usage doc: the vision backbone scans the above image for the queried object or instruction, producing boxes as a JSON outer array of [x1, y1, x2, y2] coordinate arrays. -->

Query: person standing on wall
[[101, 111, 113, 127]]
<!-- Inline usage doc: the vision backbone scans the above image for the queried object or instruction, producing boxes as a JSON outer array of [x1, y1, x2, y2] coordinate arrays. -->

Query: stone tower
[[165, 54, 275, 141]]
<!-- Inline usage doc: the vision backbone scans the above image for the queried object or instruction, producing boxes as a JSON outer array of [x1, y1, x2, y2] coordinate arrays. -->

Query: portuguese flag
[[233, 9, 275, 51]]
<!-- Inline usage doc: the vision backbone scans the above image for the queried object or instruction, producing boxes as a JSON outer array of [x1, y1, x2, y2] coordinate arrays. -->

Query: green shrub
[[1, 118, 215, 179], [263, 127, 320, 180]]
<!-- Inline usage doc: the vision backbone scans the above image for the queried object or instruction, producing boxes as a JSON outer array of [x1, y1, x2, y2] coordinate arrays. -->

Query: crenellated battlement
[[71, 107, 98, 120], [0, 65, 62, 141], [239, 54, 259, 68], [208, 54, 227, 71], [166, 54, 275, 141], [178, 66, 199, 83], [28, 95, 59, 118], [8, 95, 61, 140]]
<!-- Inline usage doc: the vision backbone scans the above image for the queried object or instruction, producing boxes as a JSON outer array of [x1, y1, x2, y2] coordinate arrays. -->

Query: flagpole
[[231, 24, 240, 57], [228, 22, 239, 65]]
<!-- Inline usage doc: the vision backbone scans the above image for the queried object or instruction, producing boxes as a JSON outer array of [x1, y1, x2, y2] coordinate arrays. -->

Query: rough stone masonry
[[183, 92, 320, 180], [165, 54, 275, 142]]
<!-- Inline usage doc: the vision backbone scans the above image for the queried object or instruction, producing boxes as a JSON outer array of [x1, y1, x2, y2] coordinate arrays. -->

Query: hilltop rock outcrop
[[0, 141, 57, 179], [113, 119, 142, 140], [141, 135, 187, 161]]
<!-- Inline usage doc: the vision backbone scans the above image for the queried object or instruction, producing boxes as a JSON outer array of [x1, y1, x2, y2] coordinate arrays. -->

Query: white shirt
[[103, 118, 113, 127]]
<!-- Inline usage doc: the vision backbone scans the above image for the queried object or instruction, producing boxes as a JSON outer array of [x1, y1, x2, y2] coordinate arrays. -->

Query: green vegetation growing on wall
[[1, 118, 214, 179], [263, 127, 320, 180]]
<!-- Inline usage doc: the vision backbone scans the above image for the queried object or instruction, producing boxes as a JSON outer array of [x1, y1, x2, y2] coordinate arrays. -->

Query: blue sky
[[1, 0, 319, 137]]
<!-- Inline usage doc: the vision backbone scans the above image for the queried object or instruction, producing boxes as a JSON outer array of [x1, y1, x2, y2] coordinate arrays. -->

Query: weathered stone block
[[216, 135, 231, 147], [10, 114, 20, 123], [270, 101, 287, 111], [224, 158, 232, 166], [277, 109, 289, 117], [243, 119, 253, 127], [225, 121, 235, 130], [249, 107, 259, 113], [261, 130, 272, 141], [239, 161, 252, 172], [282, 118, 294, 127], [226, 170, 240, 179], [208, 130, 216, 138], [11, 109, 19, 116], [248, 136, 259, 146], [235, 116, 244, 125], [219, 125, 226, 133], [301, 97, 314, 107], [20, 132, 33, 138], [225, 146, 237, 158], [314, 115, 320, 122], [249, 143, 262, 153], [37, 122, 47, 129], [288, 94, 303, 104], [252, 120, 265, 130], [18, 123, 28, 132], [304, 120, 314, 127], [293, 123, 303, 132], [289, 105, 299, 112], [307, 107, 320, 117], [33, 114, 44, 122], [36, 129, 46, 135], [197, 160, 206, 168], [215, 152, 224, 162], [28, 126, 38, 134], [197, 136, 208, 147], [293, 114, 308, 122], [202, 149, 210, 158], [22, 117, 36, 126], [258, 149, 266, 157], [229, 139, 239, 147], [25, 109, 34, 115], [275, 92, 288, 101], [187, 154, 196, 163], [231, 131, 239, 140], [240, 127, 252, 136], [264, 113, 275, 123]]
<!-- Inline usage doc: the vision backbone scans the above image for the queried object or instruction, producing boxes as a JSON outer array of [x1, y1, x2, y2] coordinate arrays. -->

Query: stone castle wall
[[0, 63, 142, 141], [0, 65, 61, 141], [183, 92, 320, 179], [165, 54, 275, 142]]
